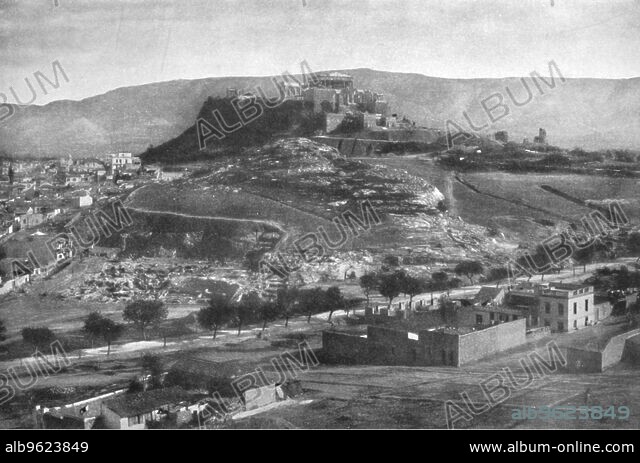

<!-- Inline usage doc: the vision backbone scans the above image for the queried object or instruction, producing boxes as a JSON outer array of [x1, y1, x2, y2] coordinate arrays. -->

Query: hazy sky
[[1, 0, 639, 103]]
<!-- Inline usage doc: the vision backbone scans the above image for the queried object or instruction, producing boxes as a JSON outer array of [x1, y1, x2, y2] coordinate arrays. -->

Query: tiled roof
[[103, 387, 193, 417]]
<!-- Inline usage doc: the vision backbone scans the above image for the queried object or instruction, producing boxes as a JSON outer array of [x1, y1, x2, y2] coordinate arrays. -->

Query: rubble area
[[59, 258, 249, 304]]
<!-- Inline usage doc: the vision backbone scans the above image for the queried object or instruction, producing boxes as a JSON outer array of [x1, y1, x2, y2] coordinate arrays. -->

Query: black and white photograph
[[0, 0, 639, 448]]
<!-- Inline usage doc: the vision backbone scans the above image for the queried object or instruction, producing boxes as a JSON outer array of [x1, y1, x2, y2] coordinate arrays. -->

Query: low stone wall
[[622, 334, 640, 365], [602, 328, 640, 370], [566, 328, 640, 372], [321, 331, 369, 364], [457, 318, 527, 365], [367, 326, 420, 365]]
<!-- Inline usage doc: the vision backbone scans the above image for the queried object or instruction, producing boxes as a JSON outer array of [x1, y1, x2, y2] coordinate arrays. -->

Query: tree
[[83, 312, 123, 356], [236, 292, 261, 336], [21, 327, 55, 354], [573, 246, 595, 274], [615, 266, 632, 291], [325, 286, 345, 321], [83, 312, 103, 348], [123, 300, 168, 340], [359, 273, 378, 308], [100, 319, 123, 356], [382, 255, 400, 269], [258, 302, 280, 333], [378, 271, 405, 309], [299, 288, 326, 323], [431, 271, 449, 290], [196, 295, 233, 339], [454, 261, 484, 284], [488, 267, 508, 285], [399, 275, 426, 309], [275, 287, 299, 328], [141, 353, 163, 389], [628, 232, 640, 254]]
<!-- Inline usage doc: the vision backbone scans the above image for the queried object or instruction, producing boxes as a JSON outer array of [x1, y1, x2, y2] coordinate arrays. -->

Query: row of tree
[[359, 268, 468, 310], [11, 286, 353, 357], [196, 286, 352, 339]]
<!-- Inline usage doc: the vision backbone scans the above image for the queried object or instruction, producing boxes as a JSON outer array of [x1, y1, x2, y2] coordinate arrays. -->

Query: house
[[462, 305, 523, 326], [36, 388, 127, 429], [110, 153, 141, 172], [0, 258, 31, 294], [14, 208, 45, 230], [70, 194, 93, 208], [165, 357, 249, 396], [243, 384, 287, 411], [537, 282, 595, 332], [100, 387, 200, 429], [242, 380, 303, 411], [473, 286, 506, 307]]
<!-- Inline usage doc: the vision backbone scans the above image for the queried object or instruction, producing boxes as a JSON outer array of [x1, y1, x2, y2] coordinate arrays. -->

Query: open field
[[367, 158, 640, 237]]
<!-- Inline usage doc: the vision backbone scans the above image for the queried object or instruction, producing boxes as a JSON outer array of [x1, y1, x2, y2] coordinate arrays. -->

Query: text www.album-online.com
[[469, 442, 634, 453]]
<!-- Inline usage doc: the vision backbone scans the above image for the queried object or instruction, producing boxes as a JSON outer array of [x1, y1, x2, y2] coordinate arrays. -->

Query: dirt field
[[229, 328, 640, 429]]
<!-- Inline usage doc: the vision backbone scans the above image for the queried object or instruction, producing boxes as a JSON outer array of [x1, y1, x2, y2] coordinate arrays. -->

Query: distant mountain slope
[[1, 69, 639, 158]]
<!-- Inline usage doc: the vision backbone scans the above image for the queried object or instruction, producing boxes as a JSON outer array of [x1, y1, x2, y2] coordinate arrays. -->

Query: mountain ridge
[[2, 68, 640, 158]]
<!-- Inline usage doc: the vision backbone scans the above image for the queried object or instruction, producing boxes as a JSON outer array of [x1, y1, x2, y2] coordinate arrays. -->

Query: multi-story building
[[537, 282, 595, 332], [110, 153, 141, 172]]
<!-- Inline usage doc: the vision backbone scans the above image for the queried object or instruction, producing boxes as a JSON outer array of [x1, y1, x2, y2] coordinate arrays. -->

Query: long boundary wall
[[322, 318, 527, 367], [457, 318, 527, 365], [566, 328, 640, 373]]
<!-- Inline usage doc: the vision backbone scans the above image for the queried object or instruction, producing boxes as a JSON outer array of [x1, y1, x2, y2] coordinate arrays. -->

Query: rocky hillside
[[124, 138, 515, 276]]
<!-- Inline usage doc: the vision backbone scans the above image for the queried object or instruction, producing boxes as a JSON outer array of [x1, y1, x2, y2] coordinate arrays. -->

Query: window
[[585, 299, 589, 311], [557, 322, 564, 331], [544, 302, 551, 314], [558, 303, 564, 315], [573, 302, 577, 314], [475, 314, 483, 325]]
